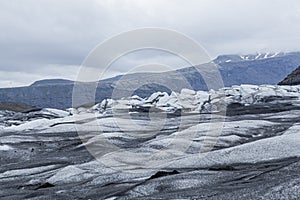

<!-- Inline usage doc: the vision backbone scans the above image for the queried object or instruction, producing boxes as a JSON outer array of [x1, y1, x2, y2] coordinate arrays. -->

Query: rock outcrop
[[279, 66, 300, 85]]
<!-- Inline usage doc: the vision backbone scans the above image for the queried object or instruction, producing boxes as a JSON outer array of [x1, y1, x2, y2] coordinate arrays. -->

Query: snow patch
[[0, 145, 13, 151]]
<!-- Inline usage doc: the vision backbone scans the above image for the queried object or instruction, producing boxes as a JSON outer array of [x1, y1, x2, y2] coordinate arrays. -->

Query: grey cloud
[[0, 0, 300, 87]]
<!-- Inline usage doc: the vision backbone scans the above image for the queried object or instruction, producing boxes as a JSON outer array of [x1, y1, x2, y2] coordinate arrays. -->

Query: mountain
[[1, 52, 300, 109], [31, 79, 74, 86], [215, 52, 300, 86], [213, 52, 284, 64], [278, 66, 300, 85]]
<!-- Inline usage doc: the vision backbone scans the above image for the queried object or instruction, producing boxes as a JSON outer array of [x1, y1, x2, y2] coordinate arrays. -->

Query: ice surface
[[1, 84, 300, 199]]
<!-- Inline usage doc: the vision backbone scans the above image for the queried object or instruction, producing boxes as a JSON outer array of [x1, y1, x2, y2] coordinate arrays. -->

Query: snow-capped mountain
[[213, 52, 284, 64]]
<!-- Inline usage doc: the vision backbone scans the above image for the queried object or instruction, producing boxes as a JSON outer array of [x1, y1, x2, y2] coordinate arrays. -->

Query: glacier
[[1, 84, 300, 199]]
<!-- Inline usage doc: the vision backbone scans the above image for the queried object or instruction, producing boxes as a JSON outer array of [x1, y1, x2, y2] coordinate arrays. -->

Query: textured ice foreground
[[1, 85, 300, 199]]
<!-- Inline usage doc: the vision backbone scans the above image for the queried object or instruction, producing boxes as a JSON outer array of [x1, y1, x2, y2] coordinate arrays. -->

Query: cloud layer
[[1, 0, 300, 87]]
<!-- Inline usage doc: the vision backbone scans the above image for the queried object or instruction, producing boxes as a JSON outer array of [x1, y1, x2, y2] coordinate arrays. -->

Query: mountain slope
[[31, 79, 74, 86], [0, 102, 33, 112], [278, 66, 300, 85]]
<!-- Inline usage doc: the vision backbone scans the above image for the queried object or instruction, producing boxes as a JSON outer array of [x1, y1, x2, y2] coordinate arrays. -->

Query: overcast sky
[[1, 0, 300, 88]]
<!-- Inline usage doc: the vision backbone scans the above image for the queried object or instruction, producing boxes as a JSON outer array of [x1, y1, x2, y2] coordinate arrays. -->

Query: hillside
[[0, 102, 33, 112], [279, 66, 300, 85]]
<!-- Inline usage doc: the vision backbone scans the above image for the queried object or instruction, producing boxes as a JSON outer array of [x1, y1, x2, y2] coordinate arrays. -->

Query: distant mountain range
[[1, 52, 300, 109]]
